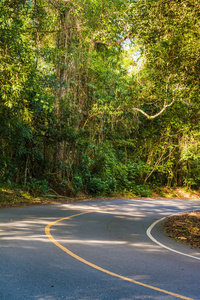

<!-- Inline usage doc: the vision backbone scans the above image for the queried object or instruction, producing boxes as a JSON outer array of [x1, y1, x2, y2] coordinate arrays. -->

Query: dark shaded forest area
[[0, 0, 199, 198]]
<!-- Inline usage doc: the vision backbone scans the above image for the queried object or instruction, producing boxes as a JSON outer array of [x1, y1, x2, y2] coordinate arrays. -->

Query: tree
[[123, 0, 200, 187], [0, 0, 199, 194], [128, 0, 200, 118]]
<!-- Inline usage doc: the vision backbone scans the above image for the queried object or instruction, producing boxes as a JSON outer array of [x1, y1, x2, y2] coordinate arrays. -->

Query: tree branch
[[116, 31, 133, 46], [133, 99, 175, 119]]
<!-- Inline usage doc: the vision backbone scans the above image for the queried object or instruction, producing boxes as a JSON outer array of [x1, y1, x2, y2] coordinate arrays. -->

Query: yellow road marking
[[45, 208, 195, 300]]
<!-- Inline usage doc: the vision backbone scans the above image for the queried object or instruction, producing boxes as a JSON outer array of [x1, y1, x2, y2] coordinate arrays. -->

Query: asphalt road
[[0, 198, 200, 300]]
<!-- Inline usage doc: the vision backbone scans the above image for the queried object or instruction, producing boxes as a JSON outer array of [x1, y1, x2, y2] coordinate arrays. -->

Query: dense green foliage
[[0, 0, 199, 196]]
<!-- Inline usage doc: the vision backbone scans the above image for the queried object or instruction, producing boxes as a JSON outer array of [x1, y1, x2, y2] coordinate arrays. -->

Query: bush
[[27, 178, 49, 196], [132, 185, 152, 197], [72, 175, 83, 192], [87, 177, 105, 196]]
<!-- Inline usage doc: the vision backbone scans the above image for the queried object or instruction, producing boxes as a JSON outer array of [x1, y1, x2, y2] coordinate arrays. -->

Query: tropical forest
[[0, 0, 200, 204]]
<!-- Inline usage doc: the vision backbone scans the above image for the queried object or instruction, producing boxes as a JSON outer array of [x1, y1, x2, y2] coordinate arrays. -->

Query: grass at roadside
[[0, 187, 49, 207], [0, 185, 199, 208], [0, 187, 86, 208], [164, 212, 200, 249]]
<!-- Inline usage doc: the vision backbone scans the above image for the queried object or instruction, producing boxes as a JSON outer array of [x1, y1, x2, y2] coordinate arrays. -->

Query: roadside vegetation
[[0, 0, 199, 218], [0, 184, 199, 208]]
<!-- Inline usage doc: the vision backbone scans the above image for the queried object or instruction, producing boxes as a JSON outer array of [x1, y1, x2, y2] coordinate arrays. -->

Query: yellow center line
[[45, 208, 195, 300]]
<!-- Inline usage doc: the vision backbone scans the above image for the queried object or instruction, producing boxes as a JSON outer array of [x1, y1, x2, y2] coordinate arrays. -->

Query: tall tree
[[128, 0, 200, 118]]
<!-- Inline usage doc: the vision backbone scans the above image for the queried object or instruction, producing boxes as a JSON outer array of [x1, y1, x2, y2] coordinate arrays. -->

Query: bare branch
[[83, 112, 104, 129], [116, 31, 133, 46], [133, 99, 175, 119]]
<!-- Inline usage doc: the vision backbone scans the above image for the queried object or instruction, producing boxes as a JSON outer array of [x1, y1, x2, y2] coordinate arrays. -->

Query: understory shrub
[[26, 178, 49, 196]]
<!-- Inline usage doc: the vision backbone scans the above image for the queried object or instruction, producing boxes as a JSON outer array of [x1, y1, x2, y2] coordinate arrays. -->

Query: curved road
[[1, 198, 200, 300]]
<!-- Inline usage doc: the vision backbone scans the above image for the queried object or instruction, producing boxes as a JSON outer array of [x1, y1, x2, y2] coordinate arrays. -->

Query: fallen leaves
[[164, 211, 200, 249]]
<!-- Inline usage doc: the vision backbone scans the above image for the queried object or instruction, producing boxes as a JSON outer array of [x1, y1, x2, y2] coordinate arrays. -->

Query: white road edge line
[[146, 215, 200, 261]]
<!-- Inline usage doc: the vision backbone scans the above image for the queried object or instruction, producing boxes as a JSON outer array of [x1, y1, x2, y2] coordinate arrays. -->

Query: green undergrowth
[[0, 183, 199, 208], [0, 186, 48, 207]]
